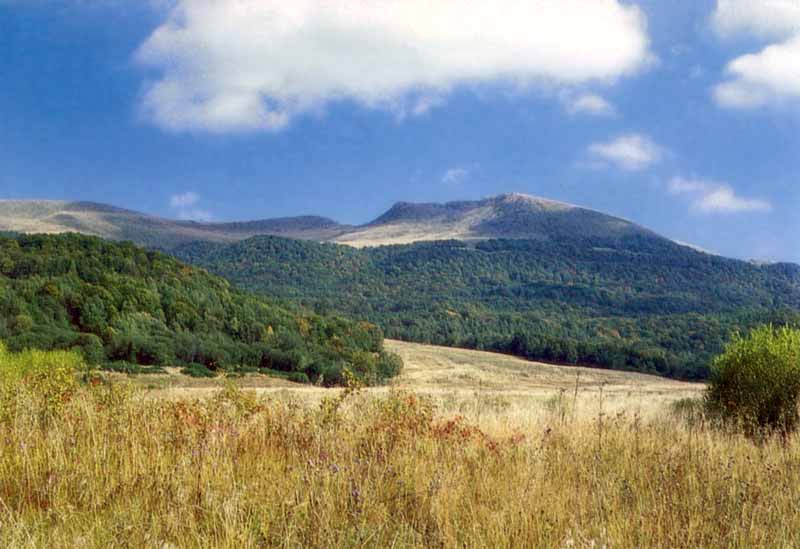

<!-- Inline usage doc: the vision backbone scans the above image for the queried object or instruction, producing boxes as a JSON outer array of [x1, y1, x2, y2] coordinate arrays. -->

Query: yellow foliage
[[297, 317, 311, 336]]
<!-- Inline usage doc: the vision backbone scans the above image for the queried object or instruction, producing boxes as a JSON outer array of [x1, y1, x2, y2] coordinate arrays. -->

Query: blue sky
[[1, 0, 799, 262]]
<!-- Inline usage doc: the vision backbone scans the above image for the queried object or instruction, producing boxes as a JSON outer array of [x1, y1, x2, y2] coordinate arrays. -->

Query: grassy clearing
[[1, 343, 799, 547], [136, 340, 704, 422]]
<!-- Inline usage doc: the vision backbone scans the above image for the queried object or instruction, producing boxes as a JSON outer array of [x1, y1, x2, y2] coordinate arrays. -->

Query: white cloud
[[565, 93, 616, 117], [136, 0, 651, 133], [587, 134, 662, 171], [669, 177, 772, 214], [712, 0, 800, 40], [712, 1, 800, 109], [442, 167, 471, 185], [714, 36, 800, 108], [169, 191, 213, 221]]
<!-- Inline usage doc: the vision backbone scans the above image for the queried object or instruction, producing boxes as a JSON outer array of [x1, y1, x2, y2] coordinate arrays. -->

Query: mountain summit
[[333, 193, 659, 247], [0, 194, 662, 249]]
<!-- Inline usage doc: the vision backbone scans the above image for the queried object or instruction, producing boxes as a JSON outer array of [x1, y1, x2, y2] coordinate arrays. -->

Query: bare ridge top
[[0, 194, 661, 249], [340, 192, 653, 247]]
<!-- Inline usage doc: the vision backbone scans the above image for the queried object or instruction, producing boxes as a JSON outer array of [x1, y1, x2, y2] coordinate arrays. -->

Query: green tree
[[706, 325, 800, 437]]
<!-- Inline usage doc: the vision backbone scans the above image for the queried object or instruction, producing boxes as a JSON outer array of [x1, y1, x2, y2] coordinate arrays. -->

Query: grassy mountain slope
[[0, 200, 349, 249], [334, 193, 660, 247], [0, 233, 400, 385], [173, 234, 800, 379], [0, 193, 665, 250]]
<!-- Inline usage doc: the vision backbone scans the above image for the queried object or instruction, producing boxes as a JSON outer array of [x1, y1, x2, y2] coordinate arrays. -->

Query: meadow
[[2, 342, 799, 548]]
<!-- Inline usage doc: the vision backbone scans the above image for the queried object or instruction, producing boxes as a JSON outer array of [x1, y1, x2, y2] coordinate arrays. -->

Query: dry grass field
[[5, 342, 800, 548], [139, 340, 704, 423]]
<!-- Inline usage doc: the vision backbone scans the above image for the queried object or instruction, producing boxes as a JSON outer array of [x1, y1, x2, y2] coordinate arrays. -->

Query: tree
[[706, 325, 800, 437]]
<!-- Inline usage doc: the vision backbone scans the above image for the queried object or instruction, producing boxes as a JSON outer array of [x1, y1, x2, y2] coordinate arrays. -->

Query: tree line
[[0, 234, 401, 385]]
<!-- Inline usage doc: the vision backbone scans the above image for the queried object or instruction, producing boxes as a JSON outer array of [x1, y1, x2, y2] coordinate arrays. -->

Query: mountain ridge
[[0, 199, 349, 249], [0, 193, 674, 251], [335, 193, 660, 247]]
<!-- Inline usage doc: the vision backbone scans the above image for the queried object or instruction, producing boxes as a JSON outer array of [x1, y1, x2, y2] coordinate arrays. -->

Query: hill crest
[[0, 194, 664, 249], [335, 193, 657, 247]]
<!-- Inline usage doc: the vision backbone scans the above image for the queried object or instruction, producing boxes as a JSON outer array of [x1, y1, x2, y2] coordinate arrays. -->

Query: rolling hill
[[172, 234, 800, 380], [0, 233, 401, 385], [0, 194, 666, 250], [0, 200, 349, 249]]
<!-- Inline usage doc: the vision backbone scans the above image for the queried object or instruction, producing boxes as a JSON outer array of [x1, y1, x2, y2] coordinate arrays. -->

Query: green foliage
[[706, 325, 800, 436], [0, 234, 402, 386], [174, 235, 800, 379], [181, 363, 218, 378]]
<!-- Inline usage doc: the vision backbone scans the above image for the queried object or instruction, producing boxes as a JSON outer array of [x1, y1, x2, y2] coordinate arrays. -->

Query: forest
[[173, 234, 800, 379], [0, 233, 401, 385]]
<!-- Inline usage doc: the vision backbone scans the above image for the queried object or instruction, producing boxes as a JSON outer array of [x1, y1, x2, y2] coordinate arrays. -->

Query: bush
[[73, 333, 105, 364], [376, 352, 403, 381], [706, 325, 800, 436], [287, 372, 310, 384], [181, 363, 218, 378]]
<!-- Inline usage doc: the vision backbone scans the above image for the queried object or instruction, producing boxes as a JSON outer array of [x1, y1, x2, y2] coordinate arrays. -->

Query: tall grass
[[1, 349, 799, 547]]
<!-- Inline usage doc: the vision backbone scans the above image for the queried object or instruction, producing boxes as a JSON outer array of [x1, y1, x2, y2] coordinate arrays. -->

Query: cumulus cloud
[[587, 134, 662, 171], [136, 0, 652, 133], [712, 0, 800, 40], [712, 0, 800, 109], [669, 177, 772, 214], [564, 93, 616, 117], [441, 167, 471, 185], [169, 191, 213, 221], [714, 37, 800, 108]]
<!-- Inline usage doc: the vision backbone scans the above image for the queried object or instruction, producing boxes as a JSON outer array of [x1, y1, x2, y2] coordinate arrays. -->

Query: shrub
[[287, 372, 310, 384], [181, 363, 218, 378], [73, 333, 105, 364], [376, 352, 403, 381], [706, 325, 800, 436]]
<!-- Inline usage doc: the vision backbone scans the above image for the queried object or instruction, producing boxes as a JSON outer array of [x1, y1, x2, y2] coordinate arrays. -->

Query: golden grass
[[5, 342, 796, 548], [137, 340, 704, 423], [1, 377, 800, 548]]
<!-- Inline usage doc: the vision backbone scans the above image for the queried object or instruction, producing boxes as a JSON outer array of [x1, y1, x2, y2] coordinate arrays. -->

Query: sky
[[1, 0, 799, 262]]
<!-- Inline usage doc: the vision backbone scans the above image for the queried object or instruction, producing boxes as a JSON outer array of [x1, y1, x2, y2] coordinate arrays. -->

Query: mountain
[[6, 194, 800, 380], [0, 233, 401, 385], [333, 193, 661, 247], [172, 234, 800, 380], [0, 194, 665, 250], [0, 200, 349, 249]]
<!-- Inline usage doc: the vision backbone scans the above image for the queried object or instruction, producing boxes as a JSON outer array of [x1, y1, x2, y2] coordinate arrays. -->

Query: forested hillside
[[0, 234, 401, 385], [174, 235, 800, 379]]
